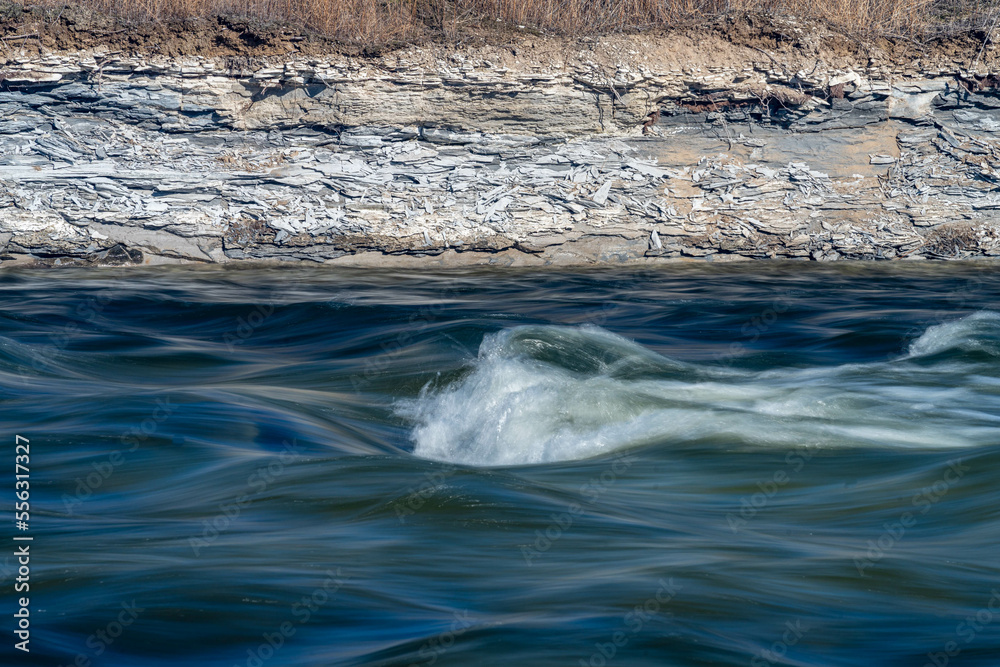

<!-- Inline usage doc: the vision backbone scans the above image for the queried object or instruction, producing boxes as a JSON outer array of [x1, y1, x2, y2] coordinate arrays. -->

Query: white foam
[[399, 319, 1000, 466], [907, 310, 1000, 358]]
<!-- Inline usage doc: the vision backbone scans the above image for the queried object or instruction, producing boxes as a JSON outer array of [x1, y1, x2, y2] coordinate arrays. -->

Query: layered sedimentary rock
[[2, 33, 1000, 265]]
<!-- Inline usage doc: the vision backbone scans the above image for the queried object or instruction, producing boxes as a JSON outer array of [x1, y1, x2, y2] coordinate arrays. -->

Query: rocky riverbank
[[3, 20, 1000, 265]]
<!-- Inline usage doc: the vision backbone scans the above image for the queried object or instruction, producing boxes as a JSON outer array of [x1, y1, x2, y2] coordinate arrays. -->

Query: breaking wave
[[399, 313, 1000, 466]]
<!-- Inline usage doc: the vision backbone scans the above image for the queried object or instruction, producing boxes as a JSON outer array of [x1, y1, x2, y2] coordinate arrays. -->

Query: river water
[[3, 263, 999, 667]]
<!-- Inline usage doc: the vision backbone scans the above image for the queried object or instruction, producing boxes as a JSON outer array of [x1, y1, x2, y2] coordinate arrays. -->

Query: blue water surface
[[1, 263, 999, 667]]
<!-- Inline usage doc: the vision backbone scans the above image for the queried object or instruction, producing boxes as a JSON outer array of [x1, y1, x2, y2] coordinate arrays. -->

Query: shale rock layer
[[2, 32, 1000, 265]]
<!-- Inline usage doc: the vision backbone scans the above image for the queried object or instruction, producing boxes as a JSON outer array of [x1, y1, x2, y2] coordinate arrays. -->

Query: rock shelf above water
[[2, 33, 1000, 266]]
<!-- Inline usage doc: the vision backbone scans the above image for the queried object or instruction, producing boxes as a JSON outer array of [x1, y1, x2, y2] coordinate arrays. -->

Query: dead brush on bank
[[6, 0, 1000, 47], [923, 223, 985, 257]]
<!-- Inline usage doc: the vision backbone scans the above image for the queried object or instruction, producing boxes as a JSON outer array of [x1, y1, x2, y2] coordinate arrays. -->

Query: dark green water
[[3, 263, 1000, 667]]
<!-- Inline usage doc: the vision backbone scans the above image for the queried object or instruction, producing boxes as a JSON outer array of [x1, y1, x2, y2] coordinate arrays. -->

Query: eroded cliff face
[[2, 26, 1000, 265]]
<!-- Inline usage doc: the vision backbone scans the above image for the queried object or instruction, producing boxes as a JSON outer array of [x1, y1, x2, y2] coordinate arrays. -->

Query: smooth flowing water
[[3, 263, 999, 667]]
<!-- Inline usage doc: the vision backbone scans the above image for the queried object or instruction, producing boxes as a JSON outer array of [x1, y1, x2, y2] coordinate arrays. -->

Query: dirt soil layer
[[1, 16, 1000, 266]]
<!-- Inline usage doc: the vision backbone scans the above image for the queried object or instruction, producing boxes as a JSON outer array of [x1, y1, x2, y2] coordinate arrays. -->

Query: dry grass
[[11, 0, 1000, 47]]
